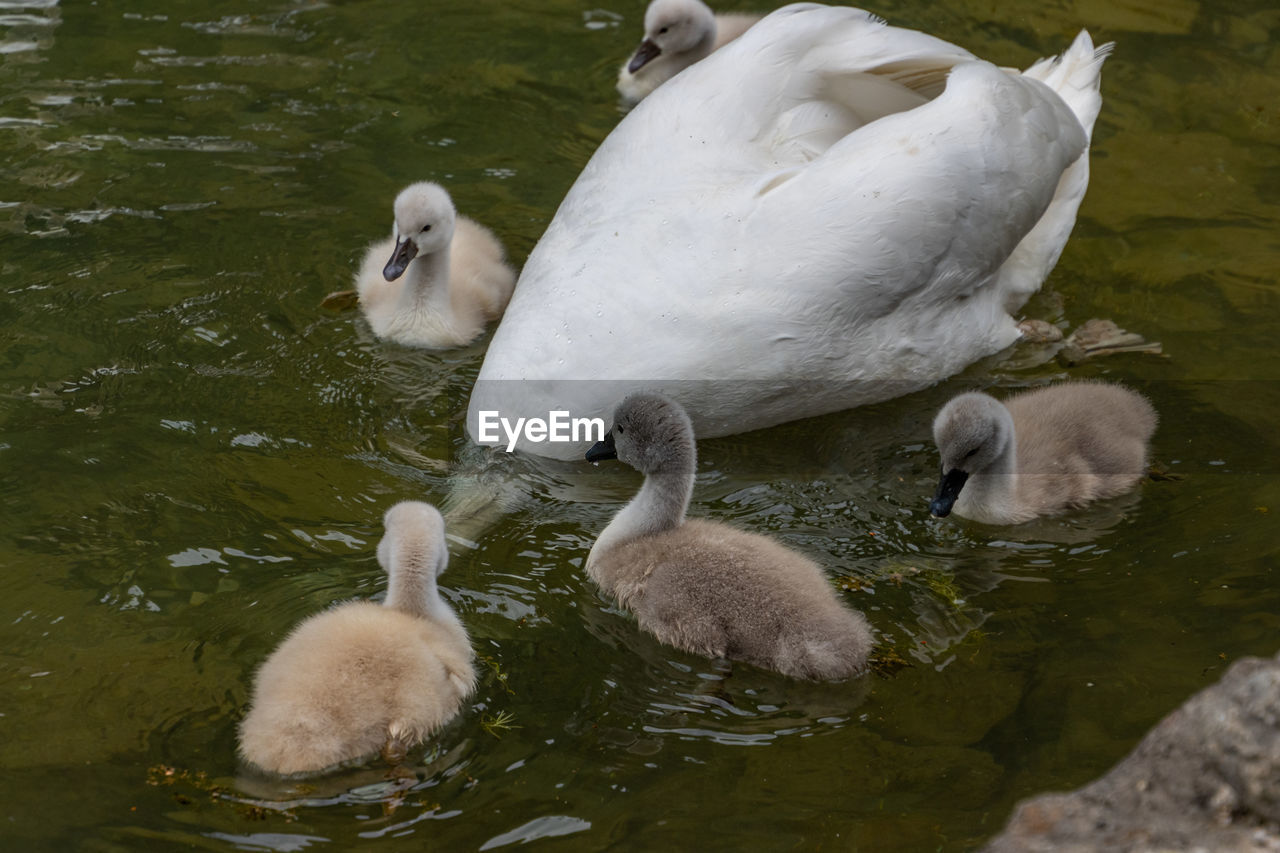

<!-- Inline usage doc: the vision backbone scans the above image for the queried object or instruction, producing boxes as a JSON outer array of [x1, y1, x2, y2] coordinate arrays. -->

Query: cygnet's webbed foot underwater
[[319, 288, 360, 311], [1015, 318, 1064, 344], [1011, 316, 1163, 368], [380, 735, 408, 767], [1058, 317, 1164, 364], [1147, 460, 1187, 482]]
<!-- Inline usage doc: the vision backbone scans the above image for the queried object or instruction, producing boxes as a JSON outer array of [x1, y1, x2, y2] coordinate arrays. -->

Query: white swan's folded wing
[[748, 59, 1088, 324]]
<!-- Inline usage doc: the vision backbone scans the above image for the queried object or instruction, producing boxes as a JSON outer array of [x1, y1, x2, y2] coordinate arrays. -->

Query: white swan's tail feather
[[997, 32, 1113, 313], [1023, 31, 1114, 140]]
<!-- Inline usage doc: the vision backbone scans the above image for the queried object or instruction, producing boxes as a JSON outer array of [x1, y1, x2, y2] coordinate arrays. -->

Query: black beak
[[930, 468, 969, 518], [586, 431, 617, 462], [383, 236, 417, 281], [627, 39, 662, 74]]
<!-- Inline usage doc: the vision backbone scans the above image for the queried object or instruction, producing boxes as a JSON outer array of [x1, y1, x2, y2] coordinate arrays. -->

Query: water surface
[[1, 0, 1278, 850]]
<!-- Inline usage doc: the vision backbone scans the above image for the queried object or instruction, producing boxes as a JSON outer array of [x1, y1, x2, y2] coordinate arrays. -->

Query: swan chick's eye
[[964, 447, 978, 459], [616, 425, 625, 435], [657, 26, 669, 34], [421, 224, 432, 233]]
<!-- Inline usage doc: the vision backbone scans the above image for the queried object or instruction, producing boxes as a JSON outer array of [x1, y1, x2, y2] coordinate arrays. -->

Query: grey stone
[[982, 653, 1280, 852]]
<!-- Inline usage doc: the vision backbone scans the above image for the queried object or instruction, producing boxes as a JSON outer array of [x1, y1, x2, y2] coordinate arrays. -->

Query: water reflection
[[230, 738, 473, 807], [572, 589, 873, 750], [0, 0, 58, 62]]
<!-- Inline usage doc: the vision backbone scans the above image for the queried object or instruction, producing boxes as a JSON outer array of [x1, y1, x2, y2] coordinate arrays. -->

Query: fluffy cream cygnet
[[238, 501, 475, 776], [617, 0, 759, 102], [930, 382, 1157, 525], [354, 182, 515, 348], [585, 393, 872, 680]]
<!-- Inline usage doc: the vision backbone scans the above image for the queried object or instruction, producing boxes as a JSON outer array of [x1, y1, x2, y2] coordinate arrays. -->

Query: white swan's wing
[[750, 60, 1088, 320], [706, 59, 1087, 389], [576, 60, 1086, 385]]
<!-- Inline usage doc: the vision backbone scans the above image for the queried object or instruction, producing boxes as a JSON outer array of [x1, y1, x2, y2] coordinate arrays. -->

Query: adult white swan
[[467, 4, 1111, 460]]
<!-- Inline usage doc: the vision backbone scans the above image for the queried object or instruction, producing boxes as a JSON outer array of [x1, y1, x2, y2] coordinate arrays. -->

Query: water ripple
[[78, 133, 257, 153], [0, 13, 53, 25], [143, 53, 326, 70]]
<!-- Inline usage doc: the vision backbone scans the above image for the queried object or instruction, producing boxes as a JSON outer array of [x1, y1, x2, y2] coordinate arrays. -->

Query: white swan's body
[[238, 502, 475, 777], [617, 0, 760, 103], [586, 394, 872, 680], [467, 5, 1110, 459], [356, 182, 514, 349], [930, 383, 1157, 525]]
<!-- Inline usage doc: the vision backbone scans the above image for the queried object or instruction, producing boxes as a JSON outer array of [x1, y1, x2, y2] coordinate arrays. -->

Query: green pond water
[[1, 0, 1279, 849]]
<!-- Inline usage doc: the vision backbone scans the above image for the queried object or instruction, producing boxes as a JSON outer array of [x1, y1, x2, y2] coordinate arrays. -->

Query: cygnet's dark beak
[[929, 468, 969, 518], [586, 431, 617, 462], [383, 236, 418, 281], [627, 39, 662, 74]]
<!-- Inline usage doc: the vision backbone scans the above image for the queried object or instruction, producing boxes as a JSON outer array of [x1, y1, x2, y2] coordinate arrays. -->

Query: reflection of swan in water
[[1, 1, 61, 64], [874, 482, 1152, 672], [572, 584, 874, 752], [231, 739, 473, 806]]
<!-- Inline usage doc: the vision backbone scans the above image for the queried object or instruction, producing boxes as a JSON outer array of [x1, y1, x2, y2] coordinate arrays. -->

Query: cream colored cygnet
[[355, 182, 515, 348], [238, 501, 475, 776], [616, 0, 759, 102]]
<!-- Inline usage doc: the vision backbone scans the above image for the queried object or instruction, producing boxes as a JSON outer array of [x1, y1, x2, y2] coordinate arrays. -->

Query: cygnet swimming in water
[[354, 182, 515, 348], [616, 0, 759, 103], [238, 501, 475, 776], [585, 393, 872, 680], [930, 381, 1157, 525]]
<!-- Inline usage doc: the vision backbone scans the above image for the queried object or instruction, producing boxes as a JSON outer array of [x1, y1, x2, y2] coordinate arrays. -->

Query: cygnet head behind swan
[[383, 182, 457, 282], [930, 393, 1014, 517], [626, 0, 716, 75], [586, 392, 696, 475]]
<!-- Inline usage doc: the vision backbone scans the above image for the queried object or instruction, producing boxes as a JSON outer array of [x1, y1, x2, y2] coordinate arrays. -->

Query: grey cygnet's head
[[586, 392, 696, 475], [930, 392, 1013, 516]]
